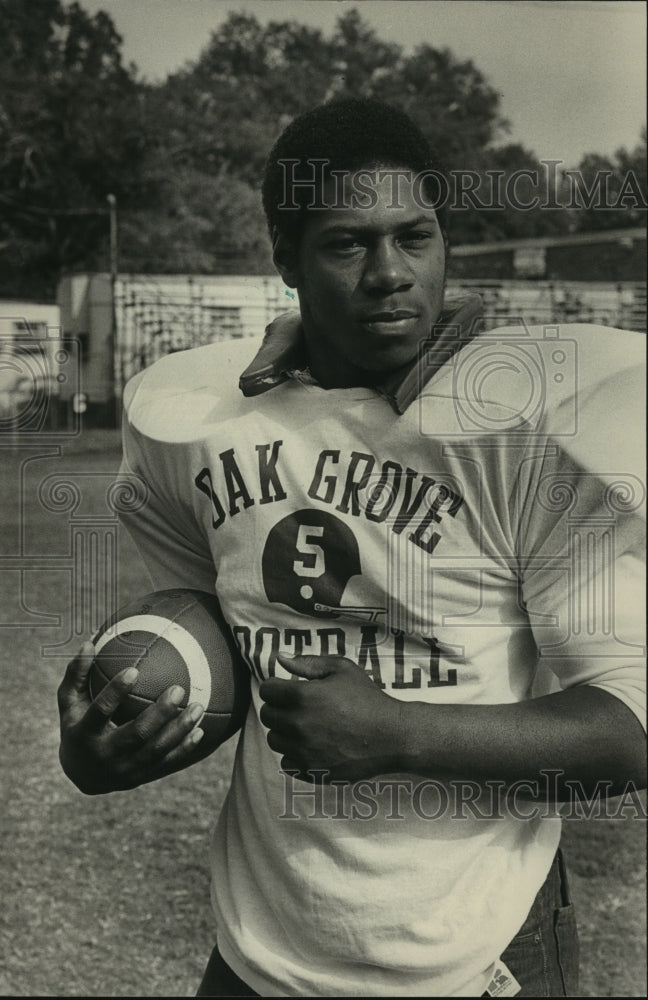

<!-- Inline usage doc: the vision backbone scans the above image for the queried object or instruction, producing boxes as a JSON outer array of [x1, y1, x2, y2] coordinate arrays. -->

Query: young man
[[58, 99, 646, 996]]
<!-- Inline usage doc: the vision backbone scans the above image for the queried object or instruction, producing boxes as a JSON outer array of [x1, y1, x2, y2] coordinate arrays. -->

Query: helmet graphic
[[262, 509, 362, 618]]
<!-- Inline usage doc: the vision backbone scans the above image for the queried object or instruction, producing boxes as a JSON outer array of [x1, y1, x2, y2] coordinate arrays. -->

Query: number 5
[[294, 524, 325, 578]]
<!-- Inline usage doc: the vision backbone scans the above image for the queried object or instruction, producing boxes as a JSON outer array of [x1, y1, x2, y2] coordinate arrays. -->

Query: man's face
[[284, 168, 446, 388]]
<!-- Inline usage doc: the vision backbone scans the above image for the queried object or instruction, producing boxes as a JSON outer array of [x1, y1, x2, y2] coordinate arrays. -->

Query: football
[[89, 588, 251, 751]]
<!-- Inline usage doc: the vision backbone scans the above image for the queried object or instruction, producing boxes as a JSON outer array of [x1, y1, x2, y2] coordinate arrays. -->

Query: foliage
[[117, 168, 273, 275], [0, 2, 645, 300], [162, 10, 509, 183], [563, 130, 648, 232], [450, 143, 572, 245], [0, 0, 150, 298]]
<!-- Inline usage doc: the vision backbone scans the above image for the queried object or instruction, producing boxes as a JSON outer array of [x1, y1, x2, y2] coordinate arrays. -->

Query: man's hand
[[57, 642, 207, 794], [259, 654, 401, 783], [259, 656, 647, 799]]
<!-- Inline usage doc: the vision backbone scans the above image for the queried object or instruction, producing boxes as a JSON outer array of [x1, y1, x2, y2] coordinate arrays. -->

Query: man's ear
[[272, 229, 300, 288]]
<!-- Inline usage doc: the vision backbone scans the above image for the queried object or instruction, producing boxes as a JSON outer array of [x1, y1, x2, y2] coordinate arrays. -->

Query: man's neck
[[301, 330, 391, 390], [238, 293, 484, 413]]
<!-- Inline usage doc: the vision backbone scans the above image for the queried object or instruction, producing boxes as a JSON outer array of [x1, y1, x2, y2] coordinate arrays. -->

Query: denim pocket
[[554, 903, 580, 996], [497, 851, 580, 997], [500, 927, 548, 997]]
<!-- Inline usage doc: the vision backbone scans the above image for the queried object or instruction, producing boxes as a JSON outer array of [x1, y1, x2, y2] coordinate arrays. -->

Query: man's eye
[[399, 231, 433, 247], [328, 239, 363, 252]]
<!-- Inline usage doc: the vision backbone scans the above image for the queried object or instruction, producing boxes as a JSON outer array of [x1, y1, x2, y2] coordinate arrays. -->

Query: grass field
[[0, 429, 645, 997]]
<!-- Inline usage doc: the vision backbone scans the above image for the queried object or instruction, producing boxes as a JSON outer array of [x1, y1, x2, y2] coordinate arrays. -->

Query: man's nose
[[361, 240, 413, 295]]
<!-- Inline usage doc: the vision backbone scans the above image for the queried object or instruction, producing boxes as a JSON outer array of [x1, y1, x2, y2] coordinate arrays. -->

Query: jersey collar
[[239, 293, 483, 415]]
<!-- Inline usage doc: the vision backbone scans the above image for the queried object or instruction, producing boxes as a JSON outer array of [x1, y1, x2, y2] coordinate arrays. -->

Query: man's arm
[[57, 643, 210, 795], [57, 371, 219, 794], [259, 654, 646, 799], [260, 456, 646, 799]]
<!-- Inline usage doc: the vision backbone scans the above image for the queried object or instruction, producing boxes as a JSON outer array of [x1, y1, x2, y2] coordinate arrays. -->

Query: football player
[[58, 98, 646, 997]]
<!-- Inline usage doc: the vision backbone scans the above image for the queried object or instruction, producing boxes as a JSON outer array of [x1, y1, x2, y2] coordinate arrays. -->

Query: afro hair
[[262, 97, 449, 246]]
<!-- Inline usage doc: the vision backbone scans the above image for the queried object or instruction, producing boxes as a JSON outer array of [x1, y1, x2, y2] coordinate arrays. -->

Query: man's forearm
[[261, 658, 646, 795], [392, 685, 646, 800]]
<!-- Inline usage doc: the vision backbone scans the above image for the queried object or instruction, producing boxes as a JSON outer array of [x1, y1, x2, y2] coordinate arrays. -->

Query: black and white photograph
[[1, 1, 646, 996]]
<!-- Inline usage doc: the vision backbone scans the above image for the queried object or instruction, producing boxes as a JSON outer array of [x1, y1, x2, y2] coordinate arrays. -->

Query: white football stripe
[[95, 613, 212, 707]]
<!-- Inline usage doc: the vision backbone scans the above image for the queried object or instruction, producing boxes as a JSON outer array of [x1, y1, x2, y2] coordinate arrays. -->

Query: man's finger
[[259, 702, 297, 733], [77, 666, 140, 733], [266, 730, 295, 757], [115, 690, 203, 758], [57, 641, 96, 711], [111, 685, 185, 749], [259, 676, 303, 707], [141, 725, 206, 779], [276, 654, 339, 679]]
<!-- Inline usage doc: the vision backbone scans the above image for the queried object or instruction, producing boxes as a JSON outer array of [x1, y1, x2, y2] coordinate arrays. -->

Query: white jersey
[[120, 324, 645, 997]]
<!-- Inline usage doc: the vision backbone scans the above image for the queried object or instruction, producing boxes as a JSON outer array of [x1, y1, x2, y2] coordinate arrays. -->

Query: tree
[[4, 2, 641, 296], [160, 9, 509, 183], [117, 167, 273, 275], [155, 14, 333, 186], [0, 0, 150, 297], [562, 131, 647, 232], [142, 8, 516, 260]]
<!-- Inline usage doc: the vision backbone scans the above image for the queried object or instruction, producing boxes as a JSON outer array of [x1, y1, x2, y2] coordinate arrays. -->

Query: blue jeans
[[498, 849, 579, 997], [196, 850, 579, 998]]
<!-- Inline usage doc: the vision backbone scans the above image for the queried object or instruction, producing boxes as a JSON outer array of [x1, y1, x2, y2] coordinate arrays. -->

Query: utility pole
[[106, 194, 119, 424], [107, 193, 118, 285]]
